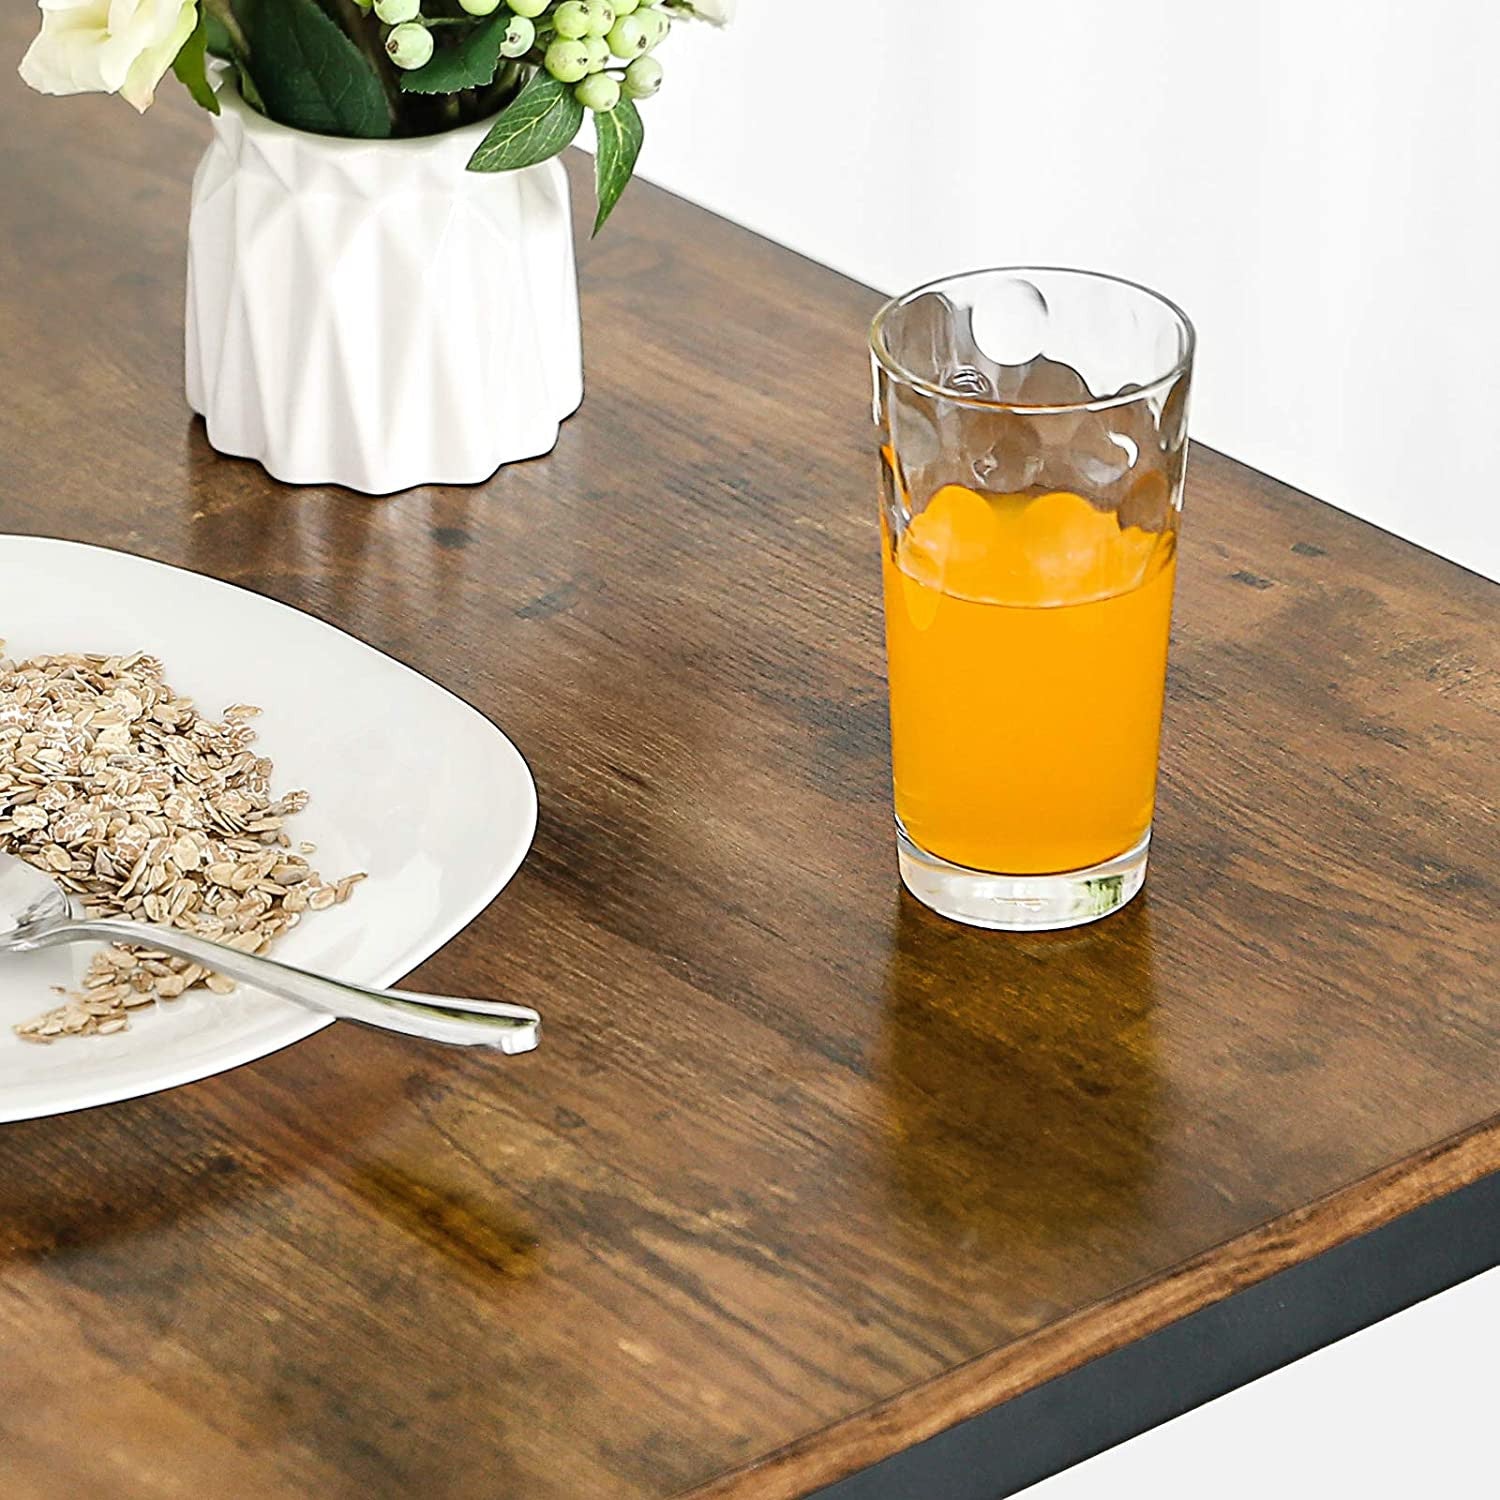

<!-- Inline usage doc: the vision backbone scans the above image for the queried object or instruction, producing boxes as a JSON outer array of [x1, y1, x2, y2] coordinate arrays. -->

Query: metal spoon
[[0, 852, 538, 1053]]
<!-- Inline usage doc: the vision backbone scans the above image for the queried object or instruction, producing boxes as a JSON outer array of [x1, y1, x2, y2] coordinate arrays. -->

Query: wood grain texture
[[1, 17, 1498, 1497]]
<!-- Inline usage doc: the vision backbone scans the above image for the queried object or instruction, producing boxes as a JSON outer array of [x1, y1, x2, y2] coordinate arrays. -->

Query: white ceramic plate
[[0, 537, 538, 1122]]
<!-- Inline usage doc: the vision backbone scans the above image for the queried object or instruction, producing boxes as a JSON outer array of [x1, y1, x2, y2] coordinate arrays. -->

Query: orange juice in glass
[[871, 270, 1194, 929]]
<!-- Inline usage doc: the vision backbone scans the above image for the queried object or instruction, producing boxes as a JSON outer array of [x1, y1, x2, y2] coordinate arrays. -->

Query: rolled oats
[[0, 642, 365, 1043]]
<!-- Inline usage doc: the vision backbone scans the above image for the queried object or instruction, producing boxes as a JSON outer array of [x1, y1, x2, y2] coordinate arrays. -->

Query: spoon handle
[[35, 918, 540, 1054]]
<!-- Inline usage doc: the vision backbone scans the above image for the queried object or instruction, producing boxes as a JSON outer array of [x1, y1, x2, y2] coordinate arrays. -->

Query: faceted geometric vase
[[186, 88, 583, 494]]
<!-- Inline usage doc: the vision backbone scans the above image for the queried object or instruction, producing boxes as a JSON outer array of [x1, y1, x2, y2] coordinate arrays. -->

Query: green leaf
[[468, 69, 584, 173], [234, 62, 267, 113], [235, 0, 392, 138], [400, 13, 510, 94], [203, 8, 233, 61], [592, 95, 643, 234], [172, 10, 221, 115]]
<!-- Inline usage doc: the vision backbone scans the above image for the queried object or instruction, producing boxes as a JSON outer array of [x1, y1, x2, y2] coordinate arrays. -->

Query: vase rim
[[214, 77, 505, 157]]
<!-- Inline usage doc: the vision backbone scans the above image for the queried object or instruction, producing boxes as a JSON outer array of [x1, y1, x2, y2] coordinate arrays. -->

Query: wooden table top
[[2, 24, 1498, 1499]]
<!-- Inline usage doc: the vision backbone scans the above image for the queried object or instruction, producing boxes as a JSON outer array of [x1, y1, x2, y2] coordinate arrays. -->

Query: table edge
[[680, 1116, 1500, 1500]]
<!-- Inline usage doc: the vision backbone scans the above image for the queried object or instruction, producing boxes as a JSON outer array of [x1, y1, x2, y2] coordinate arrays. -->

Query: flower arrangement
[[19, 0, 732, 229]]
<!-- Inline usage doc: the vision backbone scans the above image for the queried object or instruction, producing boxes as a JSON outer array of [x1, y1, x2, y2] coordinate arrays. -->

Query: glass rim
[[869, 265, 1197, 415]]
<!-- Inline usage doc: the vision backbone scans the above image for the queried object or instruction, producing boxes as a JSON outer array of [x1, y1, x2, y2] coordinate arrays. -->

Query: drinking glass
[[870, 268, 1195, 930]]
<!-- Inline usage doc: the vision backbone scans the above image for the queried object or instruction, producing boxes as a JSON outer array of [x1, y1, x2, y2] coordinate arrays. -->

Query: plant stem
[[203, 0, 248, 58]]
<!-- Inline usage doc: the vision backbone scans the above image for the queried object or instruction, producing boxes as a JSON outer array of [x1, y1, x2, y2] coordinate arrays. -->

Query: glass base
[[896, 825, 1150, 931]]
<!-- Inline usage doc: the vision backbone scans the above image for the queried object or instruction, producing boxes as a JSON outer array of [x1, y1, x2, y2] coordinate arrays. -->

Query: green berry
[[508, 0, 548, 13], [552, 1, 590, 38], [575, 73, 621, 112], [374, 0, 418, 21], [622, 53, 662, 96], [612, 0, 640, 11], [498, 14, 534, 54], [636, 7, 669, 48], [385, 20, 433, 67], [582, 2, 615, 36], [544, 37, 591, 81], [606, 15, 648, 56], [459, 0, 500, 13], [581, 34, 609, 70]]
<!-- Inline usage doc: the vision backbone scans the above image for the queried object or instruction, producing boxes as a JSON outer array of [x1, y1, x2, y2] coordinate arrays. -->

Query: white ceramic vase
[[185, 88, 583, 495]]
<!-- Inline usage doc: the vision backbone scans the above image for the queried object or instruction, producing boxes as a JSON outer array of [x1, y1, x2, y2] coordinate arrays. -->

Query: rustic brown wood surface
[[2, 21, 1498, 1498]]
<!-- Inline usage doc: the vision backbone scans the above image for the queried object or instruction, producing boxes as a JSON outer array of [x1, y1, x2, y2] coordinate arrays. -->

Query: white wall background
[[638, 0, 1500, 580]]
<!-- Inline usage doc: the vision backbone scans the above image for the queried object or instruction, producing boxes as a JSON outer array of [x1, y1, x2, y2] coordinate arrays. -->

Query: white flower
[[19, 0, 199, 113], [686, 0, 736, 24]]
